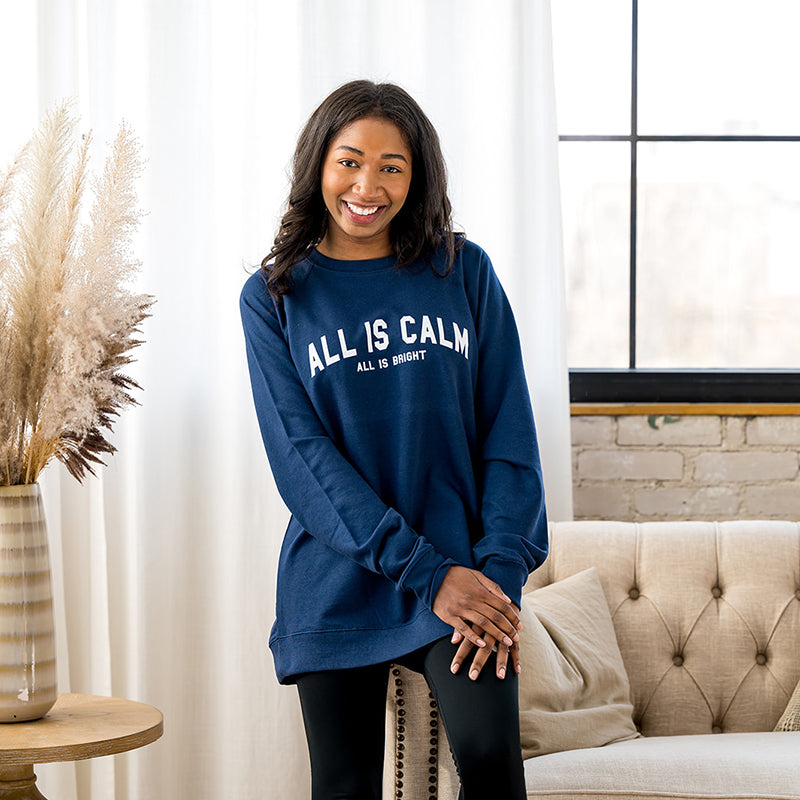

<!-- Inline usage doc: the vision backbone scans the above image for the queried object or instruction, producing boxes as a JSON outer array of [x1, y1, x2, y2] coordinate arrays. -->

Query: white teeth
[[346, 201, 379, 216]]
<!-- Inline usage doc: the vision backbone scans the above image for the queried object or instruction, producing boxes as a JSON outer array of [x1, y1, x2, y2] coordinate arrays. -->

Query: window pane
[[639, 0, 800, 135], [637, 142, 800, 368], [561, 142, 630, 367], [552, 0, 631, 135]]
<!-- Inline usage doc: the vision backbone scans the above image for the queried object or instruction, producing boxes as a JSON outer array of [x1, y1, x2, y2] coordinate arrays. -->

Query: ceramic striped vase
[[0, 484, 57, 722]]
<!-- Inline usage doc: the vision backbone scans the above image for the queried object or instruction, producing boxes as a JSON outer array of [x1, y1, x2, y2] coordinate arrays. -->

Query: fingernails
[[498, 666, 506, 679], [503, 593, 512, 603], [516, 663, 522, 674], [451, 662, 460, 674], [451, 632, 459, 644], [470, 669, 479, 681], [503, 636, 513, 647], [476, 638, 486, 648], [513, 632, 520, 642]]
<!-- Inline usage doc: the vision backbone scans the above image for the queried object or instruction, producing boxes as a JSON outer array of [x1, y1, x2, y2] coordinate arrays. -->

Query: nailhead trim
[[392, 667, 404, 799], [390, 666, 439, 799], [428, 691, 439, 800]]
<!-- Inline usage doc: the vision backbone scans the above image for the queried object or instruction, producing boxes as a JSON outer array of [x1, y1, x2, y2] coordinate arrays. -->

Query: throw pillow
[[774, 676, 800, 731], [518, 567, 640, 758]]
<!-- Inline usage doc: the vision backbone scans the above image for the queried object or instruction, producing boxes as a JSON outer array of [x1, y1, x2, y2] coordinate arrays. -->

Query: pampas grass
[[0, 103, 153, 486]]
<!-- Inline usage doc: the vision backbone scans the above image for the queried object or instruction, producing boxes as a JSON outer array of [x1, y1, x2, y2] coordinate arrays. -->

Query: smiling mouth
[[342, 200, 385, 221]]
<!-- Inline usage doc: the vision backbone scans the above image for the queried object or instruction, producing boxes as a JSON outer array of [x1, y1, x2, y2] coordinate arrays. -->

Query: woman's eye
[[339, 159, 358, 168], [382, 166, 401, 174]]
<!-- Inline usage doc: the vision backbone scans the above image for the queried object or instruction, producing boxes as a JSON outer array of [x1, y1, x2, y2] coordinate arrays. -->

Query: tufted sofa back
[[525, 521, 800, 737]]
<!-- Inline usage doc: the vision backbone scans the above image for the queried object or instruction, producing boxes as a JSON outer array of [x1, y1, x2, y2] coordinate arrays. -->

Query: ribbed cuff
[[480, 557, 529, 607], [396, 538, 457, 609]]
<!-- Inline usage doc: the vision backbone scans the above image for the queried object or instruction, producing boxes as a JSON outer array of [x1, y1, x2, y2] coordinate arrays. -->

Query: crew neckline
[[308, 249, 397, 273]]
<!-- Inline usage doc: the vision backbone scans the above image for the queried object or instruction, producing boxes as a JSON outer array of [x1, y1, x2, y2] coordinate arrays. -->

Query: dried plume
[[0, 102, 153, 486]]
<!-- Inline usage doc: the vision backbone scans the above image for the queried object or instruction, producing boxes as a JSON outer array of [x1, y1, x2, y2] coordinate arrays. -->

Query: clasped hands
[[432, 565, 522, 682]]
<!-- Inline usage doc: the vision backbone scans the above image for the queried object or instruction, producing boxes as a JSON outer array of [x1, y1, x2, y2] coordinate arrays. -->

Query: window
[[552, 0, 800, 402]]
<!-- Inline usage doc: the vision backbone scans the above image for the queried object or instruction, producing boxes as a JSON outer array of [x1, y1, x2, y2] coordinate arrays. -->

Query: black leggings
[[295, 636, 526, 800]]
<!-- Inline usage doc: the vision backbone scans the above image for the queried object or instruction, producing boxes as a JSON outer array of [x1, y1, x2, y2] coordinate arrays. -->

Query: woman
[[240, 79, 547, 799]]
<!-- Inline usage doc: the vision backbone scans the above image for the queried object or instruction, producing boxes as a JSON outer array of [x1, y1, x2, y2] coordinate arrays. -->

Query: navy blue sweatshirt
[[240, 239, 547, 683]]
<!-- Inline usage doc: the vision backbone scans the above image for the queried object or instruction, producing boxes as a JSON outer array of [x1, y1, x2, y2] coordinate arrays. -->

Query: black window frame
[[562, 0, 800, 403]]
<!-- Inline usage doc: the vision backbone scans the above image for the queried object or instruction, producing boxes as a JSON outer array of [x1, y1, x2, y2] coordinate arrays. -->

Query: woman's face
[[318, 116, 413, 260]]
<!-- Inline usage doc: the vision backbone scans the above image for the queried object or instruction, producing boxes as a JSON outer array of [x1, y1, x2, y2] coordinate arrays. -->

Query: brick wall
[[572, 413, 800, 521]]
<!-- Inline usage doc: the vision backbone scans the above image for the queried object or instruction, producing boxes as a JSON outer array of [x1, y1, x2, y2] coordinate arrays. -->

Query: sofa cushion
[[775, 676, 800, 731], [518, 568, 639, 757], [524, 731, 800, 799], [526, 521, 800, 736]]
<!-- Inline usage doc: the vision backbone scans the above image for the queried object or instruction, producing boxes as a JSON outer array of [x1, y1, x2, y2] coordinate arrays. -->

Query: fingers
[[451, 618, 487, 650], [495, 641, 509, 679], [450, 632, 476, 674], [474, 574, 524, 632], [466, 638, 494, 680], [450, 631, 515, 682], [509, 640, 521, 675], [461, 606, 519, 647], [453, 622, 520, 660], [474, 572, 513, 604], [432, 566, 521, 645]]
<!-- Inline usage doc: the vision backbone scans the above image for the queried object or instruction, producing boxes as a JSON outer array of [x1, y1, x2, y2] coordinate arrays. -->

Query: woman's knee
[[448, 735, 526, 799], [448, 720, 523, 771], [420, 639, 526, 797]]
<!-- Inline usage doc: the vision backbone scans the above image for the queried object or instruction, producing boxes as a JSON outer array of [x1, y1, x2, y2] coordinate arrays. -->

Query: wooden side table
[[0, 694, 163, 799]]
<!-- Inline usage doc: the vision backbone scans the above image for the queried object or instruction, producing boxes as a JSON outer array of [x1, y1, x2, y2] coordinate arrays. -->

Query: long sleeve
[[470, 255, 548, 606], [240, 274, 456, 609]]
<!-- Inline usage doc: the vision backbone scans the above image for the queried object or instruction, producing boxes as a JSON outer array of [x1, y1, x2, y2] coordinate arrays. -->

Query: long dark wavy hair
[[261, 80, 463, 299]]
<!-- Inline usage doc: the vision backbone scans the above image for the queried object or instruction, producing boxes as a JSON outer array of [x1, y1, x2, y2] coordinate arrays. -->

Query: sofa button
[[629, 587, 640, 600], [756, 653, 767, 665], [711, 586, 722, 598], [712, 725, 722, 734], [673, 654, 684, 667], [795, 589, 800, 600]]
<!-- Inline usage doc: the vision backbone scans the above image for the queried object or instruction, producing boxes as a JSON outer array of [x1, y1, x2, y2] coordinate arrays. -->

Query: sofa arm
[[383, 665, 459, 800]]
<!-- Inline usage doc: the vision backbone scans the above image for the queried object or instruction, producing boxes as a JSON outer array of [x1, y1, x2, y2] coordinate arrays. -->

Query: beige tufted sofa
[[383, 521, 800, 799]]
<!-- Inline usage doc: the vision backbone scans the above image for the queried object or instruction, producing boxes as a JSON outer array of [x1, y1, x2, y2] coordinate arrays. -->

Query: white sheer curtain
[[2, 1, 571, 797]]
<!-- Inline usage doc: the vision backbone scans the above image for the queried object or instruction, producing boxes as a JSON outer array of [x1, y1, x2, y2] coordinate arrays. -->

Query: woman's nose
[[353, 169, 380, 199]]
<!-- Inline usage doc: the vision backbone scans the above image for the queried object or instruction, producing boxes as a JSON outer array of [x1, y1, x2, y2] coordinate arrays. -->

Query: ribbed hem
[[269, 612, 452, 684]]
